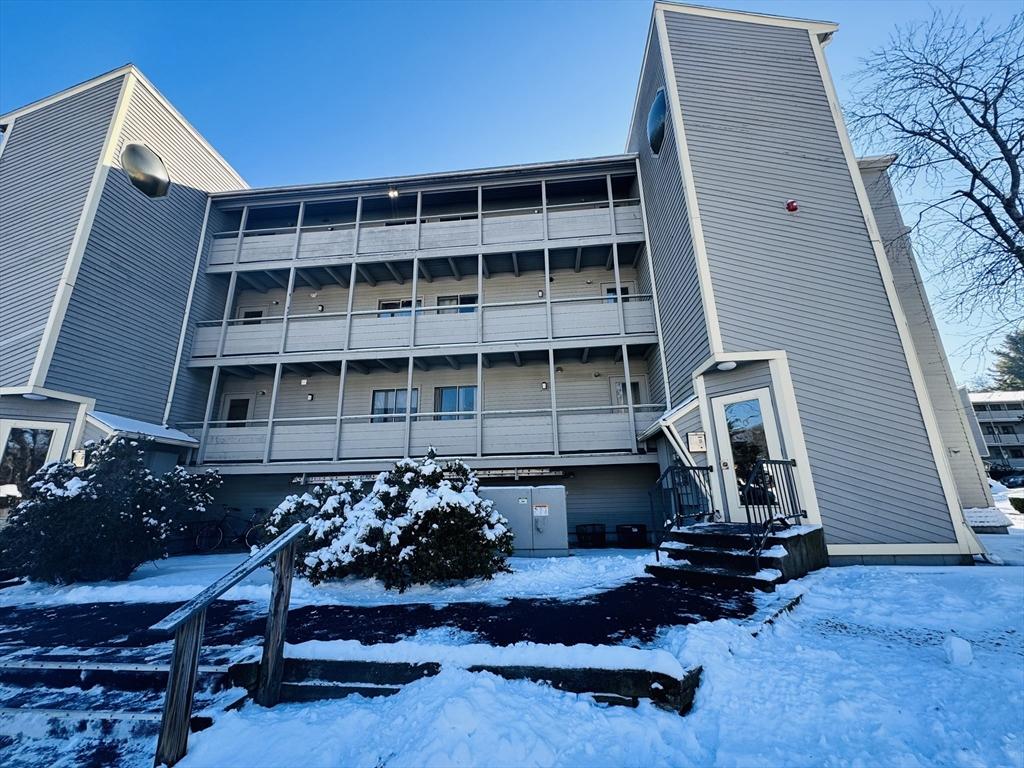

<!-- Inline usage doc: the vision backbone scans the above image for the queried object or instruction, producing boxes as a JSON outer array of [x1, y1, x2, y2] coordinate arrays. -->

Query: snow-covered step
[[657, 544, 787, 573], [279, 680, 402, 702]]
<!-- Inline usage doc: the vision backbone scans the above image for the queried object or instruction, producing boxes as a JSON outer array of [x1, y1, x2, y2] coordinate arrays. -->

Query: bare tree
[[847, 11, 1023, 331]]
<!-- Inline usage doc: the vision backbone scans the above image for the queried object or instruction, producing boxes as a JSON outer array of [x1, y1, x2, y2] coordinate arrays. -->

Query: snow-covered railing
[[149, 522, 308, 766], [743, 459, 806, 570]]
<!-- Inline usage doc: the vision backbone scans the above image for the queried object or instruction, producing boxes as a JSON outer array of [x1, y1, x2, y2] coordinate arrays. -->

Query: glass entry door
[[710, 388, 783, 523], [0, 419, 70, 507]]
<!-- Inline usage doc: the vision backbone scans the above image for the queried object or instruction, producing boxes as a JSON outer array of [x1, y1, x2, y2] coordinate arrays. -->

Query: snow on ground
[[992, 482, 1024, 529], [173, 547, 1023, 768], [0, 549, 656, 609]]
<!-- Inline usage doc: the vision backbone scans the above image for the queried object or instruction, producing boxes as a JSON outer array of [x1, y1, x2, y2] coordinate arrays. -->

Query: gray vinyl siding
[[0, 77, 123, 387], [662, 11, 955, 545], [628, 28, 710, 406], [0, 394, 80, 456], [213, 464, 660, 544], [861, 164, 992, 509], [46, 80, 241, 424]]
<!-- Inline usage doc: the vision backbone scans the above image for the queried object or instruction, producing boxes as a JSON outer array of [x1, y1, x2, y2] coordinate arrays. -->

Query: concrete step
[[657, 543, 787, 574], [278, 681, 402, 702], [645, 562, 781, 592]]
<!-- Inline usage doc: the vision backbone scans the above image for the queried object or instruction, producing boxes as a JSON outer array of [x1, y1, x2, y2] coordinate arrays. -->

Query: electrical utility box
[[479, 486, 569, 557]]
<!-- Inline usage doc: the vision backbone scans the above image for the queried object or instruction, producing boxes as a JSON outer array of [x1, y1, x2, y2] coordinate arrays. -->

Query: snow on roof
[[87, 411, 198, 446], [968, 391, 1024, 403]]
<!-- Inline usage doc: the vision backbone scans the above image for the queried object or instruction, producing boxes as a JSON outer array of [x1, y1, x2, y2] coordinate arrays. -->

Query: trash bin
[[575, 523, 607, 548], [616, 524, 648, 548]]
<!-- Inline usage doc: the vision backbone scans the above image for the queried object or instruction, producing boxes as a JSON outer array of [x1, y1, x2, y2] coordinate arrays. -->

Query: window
[[437, 294, 478, 315], [1009, 448, 1024, 459], [602, 282, 634, 304], [0, 419, 69, 501], [610, 375, 648, 406], [433, 385, 477, 420], [647, 89, 667, 155], [371, 388, 419, 423], [377, 298, 421, 318], [238, 308, 265, 325]]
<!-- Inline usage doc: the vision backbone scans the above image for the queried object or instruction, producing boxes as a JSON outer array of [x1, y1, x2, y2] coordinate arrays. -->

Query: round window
[[121, 143, 170, 198], [647, 89, 667, 156]]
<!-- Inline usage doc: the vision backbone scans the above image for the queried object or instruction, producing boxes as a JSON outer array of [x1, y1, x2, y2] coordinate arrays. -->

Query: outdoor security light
[[387, 188, 399, 199], [716, 361, 738, 371], [121, 143, 170, 198], [306, 393, 315, 401]]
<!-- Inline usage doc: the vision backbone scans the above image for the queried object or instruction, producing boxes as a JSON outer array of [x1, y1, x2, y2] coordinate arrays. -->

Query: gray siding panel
[[0, 77, 123, 386], [628, 29, 710, 406], [861, 164, 992, 509], [45, 80, 241, 424], [663, 11, 956, 545]]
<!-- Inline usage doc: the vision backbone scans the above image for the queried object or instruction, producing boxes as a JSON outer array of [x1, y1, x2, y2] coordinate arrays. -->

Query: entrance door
[[710, 388, 782, 522], [220, 396, 254, 427]]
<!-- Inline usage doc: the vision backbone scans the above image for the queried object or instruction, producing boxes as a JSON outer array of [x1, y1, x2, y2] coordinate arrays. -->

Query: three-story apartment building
[[0, 3, 992, 561], [969, 392, 1024, 470]]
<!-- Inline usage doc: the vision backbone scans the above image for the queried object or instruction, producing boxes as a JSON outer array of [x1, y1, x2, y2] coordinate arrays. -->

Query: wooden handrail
[[151, 522, 308, 766]]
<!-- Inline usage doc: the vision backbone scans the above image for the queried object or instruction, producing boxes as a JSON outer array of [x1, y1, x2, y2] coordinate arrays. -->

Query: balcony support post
[[198, 366, 220, 465], [403, 357, 414, 458], [611, 242, 626, 336], [477, 254, 484, 344], [353, 196, 363, 255], [541, 179, 549, 241], [548, 348, 560, 455], [344, 261, 357, 350], [415, 191, 423, 250], [232, 207, 249, 266], [605, 174, 618, 236], [477, 186, 483, 246], [262, 363, 283, 464], [476, 352, 483, 457], [334, 359, 347, 461], [216, 271, 238, 358], [279, 266, 297, 354], [409, 256, 419, 348], [620, 342, 638, 455]]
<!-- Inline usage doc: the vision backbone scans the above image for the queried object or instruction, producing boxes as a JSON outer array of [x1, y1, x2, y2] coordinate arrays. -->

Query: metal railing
[[650, 462, 715, 561], [743, 458, 805, 570], [149, 522, 308, 766]]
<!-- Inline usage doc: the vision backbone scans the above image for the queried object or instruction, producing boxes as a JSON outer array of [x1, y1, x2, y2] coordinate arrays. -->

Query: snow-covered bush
[[0, 436, 221, 583], [268, 450, 514, 591]]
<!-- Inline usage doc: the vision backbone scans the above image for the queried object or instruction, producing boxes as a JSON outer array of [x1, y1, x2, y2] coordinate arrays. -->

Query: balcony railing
[[985, 433, 1024, 445], [180, 404, 664, 465], [191, 295, 656, 358], [207, 200, 643, 267]]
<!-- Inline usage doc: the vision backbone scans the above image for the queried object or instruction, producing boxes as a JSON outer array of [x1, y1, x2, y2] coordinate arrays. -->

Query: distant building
[[0, 3, 993, 563], [969, 392, 1024, 470]]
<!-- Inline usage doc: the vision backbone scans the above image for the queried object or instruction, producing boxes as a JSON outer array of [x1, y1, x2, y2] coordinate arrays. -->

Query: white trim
[[0, 419, 70, 467], [692, 374, 724, 512], [827, 543, 968, 557], [219, 393, 255, 423], [0, 386, 96, 406], [0, 65, 245, 188], [68, 401, 91, 458], [654, 2, 837, 38], [609, 374, 648, 406], [163, 197, 212, 424], [28, 75, 134, 388], [0, 116, 14, 165], [807, 31, 982, 557], [654, 8, 724, 355]]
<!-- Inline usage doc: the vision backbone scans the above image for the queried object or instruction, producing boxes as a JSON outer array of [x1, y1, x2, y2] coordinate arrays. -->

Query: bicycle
[[194, 507, 270, 553]]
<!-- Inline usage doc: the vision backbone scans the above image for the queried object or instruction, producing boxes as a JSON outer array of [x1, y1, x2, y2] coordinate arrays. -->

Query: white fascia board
[[0, 64, 135, 122], [654, 2, 838, 39]]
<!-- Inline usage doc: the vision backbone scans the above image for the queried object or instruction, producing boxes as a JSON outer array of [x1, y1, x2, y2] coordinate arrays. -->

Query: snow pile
[[964, 506, 1012, 528], [943, 635, 973, 667]]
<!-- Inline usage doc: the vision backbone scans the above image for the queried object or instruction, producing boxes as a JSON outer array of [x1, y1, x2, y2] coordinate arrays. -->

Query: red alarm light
[[785, 199, 799, 212]]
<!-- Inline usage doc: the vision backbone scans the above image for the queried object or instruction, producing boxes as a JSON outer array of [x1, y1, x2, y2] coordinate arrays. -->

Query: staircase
[[647, 522, 828, 592]]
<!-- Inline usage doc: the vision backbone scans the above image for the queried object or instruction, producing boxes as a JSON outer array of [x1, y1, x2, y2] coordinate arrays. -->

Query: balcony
[[206, 172, 644, 268], [178, 346, 663, 466]]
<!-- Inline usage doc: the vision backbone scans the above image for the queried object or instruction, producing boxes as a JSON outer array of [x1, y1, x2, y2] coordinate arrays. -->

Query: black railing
[[650, 463, 716, 560], [743, 458, 805, 570]]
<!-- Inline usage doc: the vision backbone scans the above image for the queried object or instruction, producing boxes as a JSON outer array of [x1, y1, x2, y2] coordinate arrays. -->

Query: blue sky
[[1, 0, 1017, 382]]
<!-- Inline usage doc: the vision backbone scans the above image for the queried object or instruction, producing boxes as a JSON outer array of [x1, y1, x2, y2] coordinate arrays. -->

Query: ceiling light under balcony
[[387, 188, 399, 200], [716, 361, 738, 371]]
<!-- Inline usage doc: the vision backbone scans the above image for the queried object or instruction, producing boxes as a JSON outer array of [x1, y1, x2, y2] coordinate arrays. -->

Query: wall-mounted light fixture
[[306, 393, 315, 401], [317, 304, 325, 313], [272, 300, 280, 305], [541, 381, 548, 390], [593, 371, 602, 378], [716, 361, 738, 371], [300, 378, 309, 386], [785, 199, 799, 213], [258, 390, 267, 397], [310, 292, 318, 298], [388, 188, 399, 200], [555, 366, 563, 374], [537, 290, 544, 298]]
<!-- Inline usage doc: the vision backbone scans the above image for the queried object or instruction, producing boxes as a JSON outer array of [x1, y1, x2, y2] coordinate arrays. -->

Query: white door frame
[[710, 387, 783, 523], [0, 418, 71, 473], [609, 374, 649, 405], [219, 394, 255, 424]]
